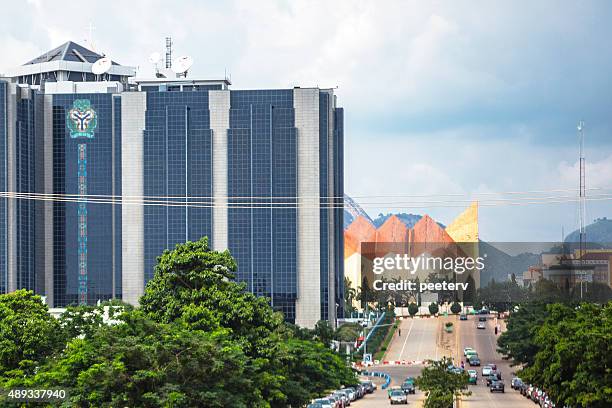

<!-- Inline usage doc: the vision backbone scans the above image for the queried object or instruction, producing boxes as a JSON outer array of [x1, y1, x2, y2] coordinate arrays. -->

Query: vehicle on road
[[389, 390, 408, 405], [333, 390, 350, 406], [313, 398, 333, 408], [387, 386, 402, 399], [478, 316, 487, 322], [468, 356, 481, 366], [511, 377, 523, 390], [326, 394, 343, 408], [490, 380, 505, 393], [477, 321, 486, 329], [401, 381, 416, 394], [460, 313, 468, 320], [307, 403, 324, 408], [481, 365, 493, 376], [342, 388, 356, 401], [404, 376, 415, 384], [465, 349, 478, 359], [463, 347, 474, 356], [467, 369, 478, 384], [486, 372, 502, 386], [361, 380, 376, 393]]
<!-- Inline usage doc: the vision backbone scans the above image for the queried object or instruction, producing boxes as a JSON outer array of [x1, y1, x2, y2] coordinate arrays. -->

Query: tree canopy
[[0, 237, 356, 407]]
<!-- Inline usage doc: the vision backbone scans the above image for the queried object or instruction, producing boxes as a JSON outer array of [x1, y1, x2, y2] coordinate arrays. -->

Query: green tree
[[138, 237, 355, 407], [408, 302, 419, 317], [428, 302, 439, 315], [416, 357, 470, 408], [0, 290, 64, 382], [521, 302, 612, 408], [30, 311, 263, 408], [279, 338, 355, 407], [313, 320, 335, 347], [343, 277, 357, 317], [497, 301, 548, 366], [139, 238, 284, 360], [450, 302, 461, 314]]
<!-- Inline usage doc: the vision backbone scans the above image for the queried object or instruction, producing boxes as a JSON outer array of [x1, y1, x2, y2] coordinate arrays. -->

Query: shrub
[[428, 303, 439, 315], [450, 302, 462, 314]]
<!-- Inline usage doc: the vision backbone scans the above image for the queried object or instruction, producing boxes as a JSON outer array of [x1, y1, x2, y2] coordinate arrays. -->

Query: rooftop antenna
[[171, 55, 194, 78], [165, 37, 172, 69], [149, 52, 161, 76], [577, 120, 586, 298], [92, 56, 112, 80], [86, 22, 96, 50]]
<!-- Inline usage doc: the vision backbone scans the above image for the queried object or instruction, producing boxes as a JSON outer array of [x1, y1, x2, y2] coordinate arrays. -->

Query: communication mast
[[165, 37, 173, 69], [577, 120, 586, 298]]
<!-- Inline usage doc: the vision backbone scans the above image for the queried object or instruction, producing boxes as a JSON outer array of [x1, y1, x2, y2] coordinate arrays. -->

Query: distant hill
[[564, 217, 612, 245], [372, 213, 445, 229], [478, 241, 541, 285], [343, 195, 373, 229]]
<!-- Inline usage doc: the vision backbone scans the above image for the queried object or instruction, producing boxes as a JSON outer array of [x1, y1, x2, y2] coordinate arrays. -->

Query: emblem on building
[[67, 99, 97, 138]]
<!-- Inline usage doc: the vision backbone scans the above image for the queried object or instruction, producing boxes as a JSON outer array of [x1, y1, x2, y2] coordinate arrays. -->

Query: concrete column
[[293, 88, 321, 328], [121, 92, 146, 305], [209, 90, 230, 251]]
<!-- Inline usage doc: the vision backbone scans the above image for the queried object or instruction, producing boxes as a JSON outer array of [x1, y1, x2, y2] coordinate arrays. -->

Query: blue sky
[[2, 0, 611, 241]]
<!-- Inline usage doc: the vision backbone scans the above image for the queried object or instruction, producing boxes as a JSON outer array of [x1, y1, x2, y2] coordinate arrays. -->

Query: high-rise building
[[0, 41, 344, 327]]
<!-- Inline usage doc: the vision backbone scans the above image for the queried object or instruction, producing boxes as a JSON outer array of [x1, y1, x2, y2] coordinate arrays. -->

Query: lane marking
[[398, 317, 415, 360]]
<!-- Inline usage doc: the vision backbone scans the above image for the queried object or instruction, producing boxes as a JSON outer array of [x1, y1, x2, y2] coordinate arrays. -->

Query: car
[[478, 316, 487, 322], [314, 399, 333, 408], [387, 386, 402, 399], [460, 313, 468, 320], [326, 395, 342, 408], [401, 381, 416, 394], [477, 321, 486, 329], [511, 377, 523, 390], [490, 380, 505, 393], [333, 391, 350, 406], [481, 365, 493, 376], [342, 388, 356, 401], [486, 372, 501, 386], [468, 356, 481, 366], [467, 369, 478, 384], [361, 380, 375, 394], [389, 390, 408, 405], [307, 403, 324, 408], [463, 347, 475, 356], [404, 376, 415, 384], [465, 350, 478, 359]]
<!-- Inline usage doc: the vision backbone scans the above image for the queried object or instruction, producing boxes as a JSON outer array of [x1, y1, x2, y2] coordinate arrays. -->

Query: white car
[[389, 389, 408, 405], [464, 347, 475, 356], [477, 322, 486, 329], [314, 399, 333, 408], [482, 365, 493, 376]]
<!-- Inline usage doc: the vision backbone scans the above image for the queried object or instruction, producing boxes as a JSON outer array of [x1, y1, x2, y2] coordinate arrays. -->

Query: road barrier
[[361, 371, 392, 390]]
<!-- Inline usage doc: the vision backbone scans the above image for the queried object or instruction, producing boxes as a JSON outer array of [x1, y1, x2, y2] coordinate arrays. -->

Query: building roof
[[24, 41, 117, 65]]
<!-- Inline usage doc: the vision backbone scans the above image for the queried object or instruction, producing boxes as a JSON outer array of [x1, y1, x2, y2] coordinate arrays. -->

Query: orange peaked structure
[[343, 202, 479, 302]]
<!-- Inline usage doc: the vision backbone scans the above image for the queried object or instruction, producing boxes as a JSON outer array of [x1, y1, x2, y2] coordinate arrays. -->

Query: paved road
[[456, 315, 532, 408], [352, 317, 440, 407]]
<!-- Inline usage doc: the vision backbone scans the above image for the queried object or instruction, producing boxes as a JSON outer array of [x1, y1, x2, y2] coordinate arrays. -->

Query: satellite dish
[[92, 57, 112, 75], [148, 52, 161, 64], [171, 55, 193, 75]]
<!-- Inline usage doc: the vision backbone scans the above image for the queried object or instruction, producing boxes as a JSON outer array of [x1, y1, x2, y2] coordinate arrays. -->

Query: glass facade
[[15, 92, 36, 291], [0, 81, 344, 326], [52, 94, 120, 306], [0, 82, 6, 294], [143, 91, 213, 283], [228, 90, 298, 321]]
